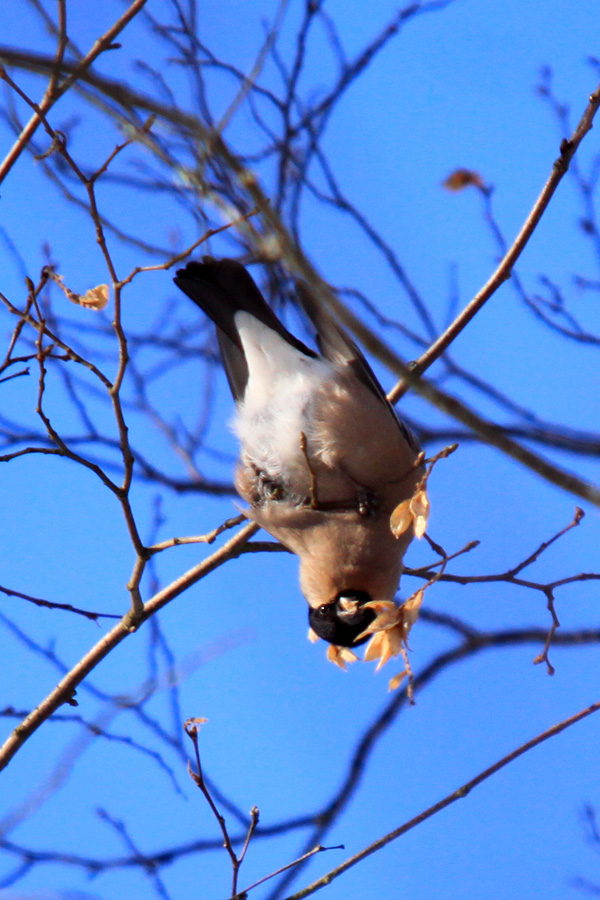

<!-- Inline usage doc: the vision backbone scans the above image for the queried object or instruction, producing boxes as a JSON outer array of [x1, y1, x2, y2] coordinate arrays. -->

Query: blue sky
[[1, 2, 600, 899]]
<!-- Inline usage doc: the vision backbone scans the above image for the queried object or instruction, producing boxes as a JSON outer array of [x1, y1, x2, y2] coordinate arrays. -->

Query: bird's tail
[[175, 258, 312, 353], [174, 257, 315, 399]]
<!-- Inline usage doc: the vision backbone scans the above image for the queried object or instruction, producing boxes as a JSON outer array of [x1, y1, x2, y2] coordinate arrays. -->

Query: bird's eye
[[316, 604, 330, 616]]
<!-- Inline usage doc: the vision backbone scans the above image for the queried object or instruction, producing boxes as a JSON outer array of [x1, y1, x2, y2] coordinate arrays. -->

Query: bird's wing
[[296, 281, 420, 450]]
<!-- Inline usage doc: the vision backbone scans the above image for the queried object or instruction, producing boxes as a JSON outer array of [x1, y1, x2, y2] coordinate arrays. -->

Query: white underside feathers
[[234, 312, 336, 481]]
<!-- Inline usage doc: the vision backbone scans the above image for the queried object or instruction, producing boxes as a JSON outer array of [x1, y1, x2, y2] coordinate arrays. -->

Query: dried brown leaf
[[442, 168, 485, 191], [402, 589, 424, 631], [388, 670, 407, 691], [363, 631, 387, 663], [410, 489, 430, 538], [326, 644, 358, 670], [390, 499, 413, 538], [79, 284, 109, 310]]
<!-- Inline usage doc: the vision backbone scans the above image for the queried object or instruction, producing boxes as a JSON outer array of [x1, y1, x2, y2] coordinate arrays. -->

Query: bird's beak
[[337, 597, 360, 619]]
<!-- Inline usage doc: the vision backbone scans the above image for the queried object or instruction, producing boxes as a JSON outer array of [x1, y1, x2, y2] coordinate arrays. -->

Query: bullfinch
[[174, 258, 424, 660]]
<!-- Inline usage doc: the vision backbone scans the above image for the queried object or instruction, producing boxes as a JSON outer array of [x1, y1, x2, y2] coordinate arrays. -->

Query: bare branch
[[0, 520, 258, 772], [390, 79, 600, 397], [282, 700, 600, 900], [0, 0, 149, 184]]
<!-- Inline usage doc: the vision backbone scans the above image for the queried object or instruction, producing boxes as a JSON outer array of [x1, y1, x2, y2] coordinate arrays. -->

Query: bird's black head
[[308, 590, 376, 647]]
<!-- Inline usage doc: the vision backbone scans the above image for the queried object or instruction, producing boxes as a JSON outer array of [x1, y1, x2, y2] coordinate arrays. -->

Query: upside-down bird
[[174, 258, 424, 663]]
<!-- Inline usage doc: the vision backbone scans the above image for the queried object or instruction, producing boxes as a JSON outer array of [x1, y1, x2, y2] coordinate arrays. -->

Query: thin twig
[[185, 719, 259, 896], [116, 210, 259, 288], [236, 845, 344, 898], [0, 584, 120, 621], [148, 514, 247, 554]]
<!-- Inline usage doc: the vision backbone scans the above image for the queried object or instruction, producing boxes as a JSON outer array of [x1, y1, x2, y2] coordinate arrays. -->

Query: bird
[[174, 257, 425, 664]]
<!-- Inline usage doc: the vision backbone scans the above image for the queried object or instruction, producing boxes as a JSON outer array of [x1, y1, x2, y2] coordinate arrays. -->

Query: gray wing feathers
[[296, 281, 419, 447]]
